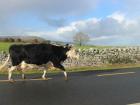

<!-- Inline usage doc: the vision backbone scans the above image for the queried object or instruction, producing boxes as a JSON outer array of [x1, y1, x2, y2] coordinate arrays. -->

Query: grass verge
[[0, 63, 140, 75]]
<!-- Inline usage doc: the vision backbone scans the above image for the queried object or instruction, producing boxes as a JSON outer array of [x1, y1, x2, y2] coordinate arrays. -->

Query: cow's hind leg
[[8, 66, 17, 81], [20, 61, 29, 79], [18, 70, 26, 79], [42, 70, 47, 79], [21, 72, 25, 79]]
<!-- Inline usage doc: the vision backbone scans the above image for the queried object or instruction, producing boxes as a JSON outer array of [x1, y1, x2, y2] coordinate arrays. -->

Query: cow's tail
[[0, 54, 10, 71]]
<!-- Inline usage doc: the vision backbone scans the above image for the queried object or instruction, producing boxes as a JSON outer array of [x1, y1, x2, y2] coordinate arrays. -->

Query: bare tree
[[73, 32, 90, 46], [16, 38, 22, 42]]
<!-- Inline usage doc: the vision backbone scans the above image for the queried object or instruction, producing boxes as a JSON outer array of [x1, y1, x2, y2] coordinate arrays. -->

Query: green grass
[[0, 42, 14, 52], [0, 42, 112, 52], [0, 42, 27, 52]]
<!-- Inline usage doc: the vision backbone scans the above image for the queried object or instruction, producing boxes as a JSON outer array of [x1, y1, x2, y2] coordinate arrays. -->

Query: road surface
[[0, 68, 140, 105]]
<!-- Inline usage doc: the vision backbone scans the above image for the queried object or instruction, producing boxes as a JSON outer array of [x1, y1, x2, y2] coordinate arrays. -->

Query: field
[[0, 42, 14, 52]]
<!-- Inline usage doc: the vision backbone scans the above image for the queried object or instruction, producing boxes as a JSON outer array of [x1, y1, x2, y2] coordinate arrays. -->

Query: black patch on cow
[[9, 43, 70, 71]]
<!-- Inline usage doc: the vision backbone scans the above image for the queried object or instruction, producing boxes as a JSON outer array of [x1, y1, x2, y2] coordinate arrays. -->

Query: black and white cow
[[0, 43, 79, 81]]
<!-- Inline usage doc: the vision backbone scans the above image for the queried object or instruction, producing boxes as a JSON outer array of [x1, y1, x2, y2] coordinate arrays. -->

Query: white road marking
[[128, 102, 140, 105], [0, 78, 52, 82], [97, 72, 135, 77]]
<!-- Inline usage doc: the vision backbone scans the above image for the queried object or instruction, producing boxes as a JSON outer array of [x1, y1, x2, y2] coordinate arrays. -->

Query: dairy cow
[[0, 43, 79, 81]]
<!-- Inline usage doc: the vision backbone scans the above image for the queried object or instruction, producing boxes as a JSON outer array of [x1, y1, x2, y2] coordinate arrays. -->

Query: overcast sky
[[0, 0, 140, 45]]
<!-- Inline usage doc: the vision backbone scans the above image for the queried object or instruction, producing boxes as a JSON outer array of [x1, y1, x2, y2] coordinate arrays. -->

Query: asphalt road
[[0, 68, 140, 105]]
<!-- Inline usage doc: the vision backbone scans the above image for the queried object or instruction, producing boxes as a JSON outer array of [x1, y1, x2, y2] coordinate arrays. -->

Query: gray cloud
[[43, 17, 67, 27], [36, 12, 140, 45], [0, 0, 99, 21]]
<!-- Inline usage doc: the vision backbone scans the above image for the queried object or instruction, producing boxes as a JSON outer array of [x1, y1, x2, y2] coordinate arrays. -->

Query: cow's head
[[65, 44, 79, 60]]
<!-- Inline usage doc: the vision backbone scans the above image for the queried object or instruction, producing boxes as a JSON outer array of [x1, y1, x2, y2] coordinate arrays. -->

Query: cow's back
[[9, 44, 53, 66], [9, 43, 69, 66], [23, 44, 52, 65]]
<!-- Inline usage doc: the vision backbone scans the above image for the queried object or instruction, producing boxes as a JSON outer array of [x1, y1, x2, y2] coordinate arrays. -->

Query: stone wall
[[1, 47, 140, 68], [64, 47, 140, 67]]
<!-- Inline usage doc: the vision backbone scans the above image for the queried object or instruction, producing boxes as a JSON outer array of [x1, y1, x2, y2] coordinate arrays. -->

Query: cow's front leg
[[8, 66, 17, 81], [59, 65, 68, 80], [63, 71, 68, 80], [17, 69, 26, 80], [42, 70, 47, 79], [54, 63, 68, 80]]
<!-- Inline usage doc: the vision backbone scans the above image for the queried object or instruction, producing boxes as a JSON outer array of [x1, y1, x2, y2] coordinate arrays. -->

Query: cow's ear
[[65, 44, 72, 49], [65, 44, 69, 47], [64, 44, 69, 48]]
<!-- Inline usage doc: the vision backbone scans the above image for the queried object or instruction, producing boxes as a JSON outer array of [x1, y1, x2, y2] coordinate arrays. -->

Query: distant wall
[[1, 47, 140, 68], [64, 47, 140, 67]]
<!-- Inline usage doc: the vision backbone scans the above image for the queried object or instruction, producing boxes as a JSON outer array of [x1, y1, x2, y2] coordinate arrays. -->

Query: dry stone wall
[[64, 47, 140, 67]]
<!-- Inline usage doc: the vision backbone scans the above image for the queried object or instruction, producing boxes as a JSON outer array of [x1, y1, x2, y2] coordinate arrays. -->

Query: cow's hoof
[[42, 77, 48, 80], [64, 77, 68, 81], [9, 79, 15, 83], [22, 76, 26, 80]]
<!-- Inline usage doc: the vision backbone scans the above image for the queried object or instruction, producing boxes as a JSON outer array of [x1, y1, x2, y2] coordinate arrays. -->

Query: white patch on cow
[[8, 66, 17, 80], [20, 61, 28, 69], [20, 61, 37, 70], [20, 61, 54, 70], [66, 48, 79, 59], [20, 61, 54, 80]]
